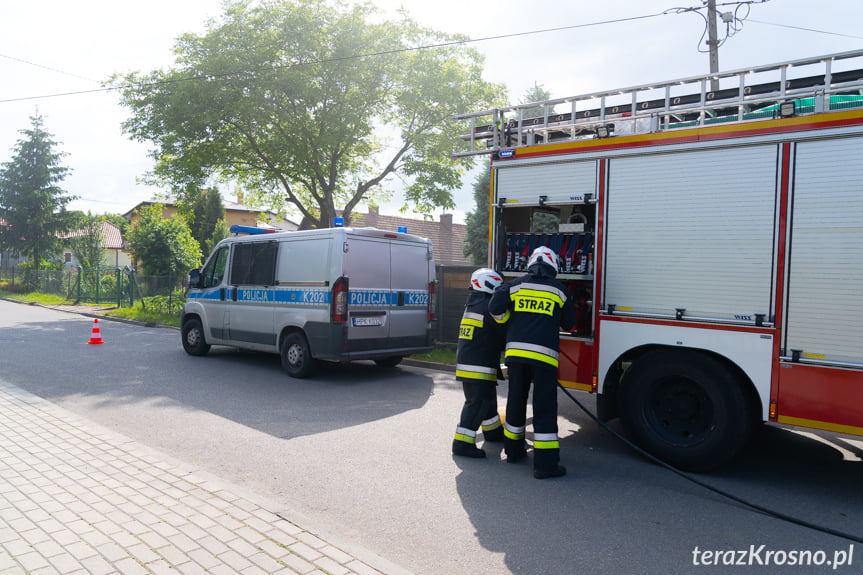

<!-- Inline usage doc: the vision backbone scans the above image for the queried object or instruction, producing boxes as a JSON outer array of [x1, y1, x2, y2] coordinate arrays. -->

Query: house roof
[[62, 221, 125, 250], [350, 209, 469, 266], [122, 199, 298, 230]]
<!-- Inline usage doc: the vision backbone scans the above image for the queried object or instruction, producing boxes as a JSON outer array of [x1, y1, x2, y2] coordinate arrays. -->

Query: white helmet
[[470, 268, 503, 293], [527, 246, 558, 274]]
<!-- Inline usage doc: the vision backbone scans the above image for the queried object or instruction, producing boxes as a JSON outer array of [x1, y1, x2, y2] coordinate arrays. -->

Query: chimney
[[237, 191, 244, 205], [441, 213, 453, 230]]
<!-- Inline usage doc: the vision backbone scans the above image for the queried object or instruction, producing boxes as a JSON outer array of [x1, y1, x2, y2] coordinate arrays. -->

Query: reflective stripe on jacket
[[456, 290, 507, 383], [488, 270, 577, 369]]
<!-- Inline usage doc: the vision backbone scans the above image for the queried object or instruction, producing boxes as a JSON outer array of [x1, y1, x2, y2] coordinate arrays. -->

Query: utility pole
[[706, 0, 720, 92]]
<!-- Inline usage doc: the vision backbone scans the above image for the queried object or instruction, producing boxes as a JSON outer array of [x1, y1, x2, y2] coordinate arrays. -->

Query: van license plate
[[353, 316, 383, 327]]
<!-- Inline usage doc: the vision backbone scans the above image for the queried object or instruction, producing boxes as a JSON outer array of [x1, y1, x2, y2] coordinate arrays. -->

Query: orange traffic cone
[[87, 318, 104, 345]]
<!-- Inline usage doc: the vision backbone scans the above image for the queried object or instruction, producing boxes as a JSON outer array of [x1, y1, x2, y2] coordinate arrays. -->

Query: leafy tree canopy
[[0, 114, 77, 271], [125, 204, 201, 277], [178, 186, 226, 262], [67, 211, 107, 270], [113, 0, 505, 228], [462, 84, 551, 266]]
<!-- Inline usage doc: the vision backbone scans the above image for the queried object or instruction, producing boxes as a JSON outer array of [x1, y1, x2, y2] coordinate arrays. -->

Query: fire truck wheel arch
[[617, 348, 759, 472]]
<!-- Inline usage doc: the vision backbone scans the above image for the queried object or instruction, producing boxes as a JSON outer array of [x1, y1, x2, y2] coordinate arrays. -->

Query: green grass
[[410, 346, 456, 364], [102, 306, 181, 328], [0, 290, 94, 306]]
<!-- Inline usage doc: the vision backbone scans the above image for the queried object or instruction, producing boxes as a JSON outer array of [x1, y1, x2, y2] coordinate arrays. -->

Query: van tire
[[374, 356, 402, 368], [281, 332, 315, 378], [181, 318, 210, 356], [617, 349, 755, 472]]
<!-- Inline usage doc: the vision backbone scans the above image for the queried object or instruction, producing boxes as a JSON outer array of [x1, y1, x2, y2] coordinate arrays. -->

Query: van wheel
[[181, 319, 210, 356], [374, 356, 402, 368], [618, 350, 755, 472], [281, 332, 315, 378]]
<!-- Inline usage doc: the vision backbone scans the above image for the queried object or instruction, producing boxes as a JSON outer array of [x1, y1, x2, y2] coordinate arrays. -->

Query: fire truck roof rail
[[453, 48, 863, 158]]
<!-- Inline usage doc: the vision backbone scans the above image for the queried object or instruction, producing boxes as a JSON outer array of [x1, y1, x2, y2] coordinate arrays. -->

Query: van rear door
[[389, 239, 431, 349], [343, 235, 391, 350]]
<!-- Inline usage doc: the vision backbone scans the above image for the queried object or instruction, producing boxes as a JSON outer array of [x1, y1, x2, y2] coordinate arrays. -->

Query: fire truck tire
[[618, 349, 755, 472], [181, 318, 211, 356], [281, 332, 316, 378]]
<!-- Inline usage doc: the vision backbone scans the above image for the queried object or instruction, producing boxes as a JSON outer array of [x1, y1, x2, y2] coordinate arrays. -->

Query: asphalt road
[[1, 299, 862, 574]]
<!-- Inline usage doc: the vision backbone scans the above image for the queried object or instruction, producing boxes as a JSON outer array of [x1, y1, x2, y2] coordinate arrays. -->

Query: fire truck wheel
[[618, 349, 755, 472], [181, 318, 211, 356], [281, 332, 316, 378]]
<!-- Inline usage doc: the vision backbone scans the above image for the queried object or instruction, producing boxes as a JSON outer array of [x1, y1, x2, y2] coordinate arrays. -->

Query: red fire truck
[[454, 49, 863, 471]]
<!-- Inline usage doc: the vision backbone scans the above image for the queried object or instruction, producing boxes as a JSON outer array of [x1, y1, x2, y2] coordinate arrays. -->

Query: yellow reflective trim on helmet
[[504, 348, 559, 368]]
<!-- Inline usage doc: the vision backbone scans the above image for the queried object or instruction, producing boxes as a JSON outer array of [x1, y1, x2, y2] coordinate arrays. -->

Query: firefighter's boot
[[482, 426, 504, 443], [452, 439, 486, 459], [534, 465, 567, 479]]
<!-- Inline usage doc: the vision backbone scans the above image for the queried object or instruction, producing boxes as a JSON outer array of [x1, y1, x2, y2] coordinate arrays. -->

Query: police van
[[181, 226, 436, 377]]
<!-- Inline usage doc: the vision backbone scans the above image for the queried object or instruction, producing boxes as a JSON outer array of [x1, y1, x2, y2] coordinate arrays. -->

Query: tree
[[462, 160, 491, 266], [0, 114, 77, 271], [67, 212, 106, 270], [462, 84, 552, 266], [519, 82, 553, 119], [180, 187, 226, 262], [113, 0, 504, 228], [125, 204, 201, 277]]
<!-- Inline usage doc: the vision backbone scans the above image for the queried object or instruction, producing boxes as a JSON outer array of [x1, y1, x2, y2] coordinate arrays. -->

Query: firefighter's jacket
[[456, 290, 507, 383], [488, 263, 577, 369]]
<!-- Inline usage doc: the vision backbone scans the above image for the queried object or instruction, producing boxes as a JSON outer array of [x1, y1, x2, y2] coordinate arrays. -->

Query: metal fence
[[435, 265, 473, 346], [0, 265, 476, 330], [0, 267, 186, 314]]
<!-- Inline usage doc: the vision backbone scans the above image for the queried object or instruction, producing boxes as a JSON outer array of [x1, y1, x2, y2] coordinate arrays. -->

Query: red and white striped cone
[[87, 318, 104, 345]]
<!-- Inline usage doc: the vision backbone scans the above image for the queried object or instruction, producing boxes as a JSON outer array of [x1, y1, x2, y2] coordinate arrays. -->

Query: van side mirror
[[189, 269, 202, 288]]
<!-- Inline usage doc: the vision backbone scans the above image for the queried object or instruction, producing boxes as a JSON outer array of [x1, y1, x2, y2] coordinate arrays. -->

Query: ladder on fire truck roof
[[453, 49, 863, 158]]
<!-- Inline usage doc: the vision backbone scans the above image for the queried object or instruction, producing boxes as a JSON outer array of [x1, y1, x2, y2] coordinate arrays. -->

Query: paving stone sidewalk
[[0, 380, 409, 575]]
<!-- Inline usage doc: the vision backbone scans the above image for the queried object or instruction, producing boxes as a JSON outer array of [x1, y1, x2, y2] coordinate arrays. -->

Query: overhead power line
[[0, 11, 669, 105], [1, 6, 860, 105], [747, 19, 863, 40]]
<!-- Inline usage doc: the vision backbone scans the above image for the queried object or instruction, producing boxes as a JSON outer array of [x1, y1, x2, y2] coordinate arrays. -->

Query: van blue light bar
[[229, 225, 275, 235]]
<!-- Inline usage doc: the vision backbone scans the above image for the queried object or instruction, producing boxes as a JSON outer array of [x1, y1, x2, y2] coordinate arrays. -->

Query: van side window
[[202, 246, 229, 288], [230, 241, 277, 286]]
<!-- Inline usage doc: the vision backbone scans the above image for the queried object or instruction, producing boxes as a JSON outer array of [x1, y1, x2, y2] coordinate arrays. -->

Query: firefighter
[[489, 246, 577, 479], [452, 268, 508, 458]]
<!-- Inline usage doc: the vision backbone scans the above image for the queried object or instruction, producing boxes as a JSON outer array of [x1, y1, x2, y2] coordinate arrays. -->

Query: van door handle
[[232, 287, 238, 301], [219, 288, 225, 301]]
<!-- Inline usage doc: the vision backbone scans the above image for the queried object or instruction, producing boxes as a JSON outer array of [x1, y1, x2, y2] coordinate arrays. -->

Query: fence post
[[116, 269, 121, 308]]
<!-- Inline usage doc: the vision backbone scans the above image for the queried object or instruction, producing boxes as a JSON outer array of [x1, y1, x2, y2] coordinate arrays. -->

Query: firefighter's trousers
[[454, 379, 502, 446], [504, 362, 560, 471]]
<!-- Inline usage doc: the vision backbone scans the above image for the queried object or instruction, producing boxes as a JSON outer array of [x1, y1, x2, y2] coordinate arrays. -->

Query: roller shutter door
[[785, 137, 863, 364], [604, 145, 779, 321], [496, 160, 597, 204]]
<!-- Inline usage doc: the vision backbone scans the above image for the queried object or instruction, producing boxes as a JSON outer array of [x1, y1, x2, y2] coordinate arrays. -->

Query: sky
[[2, 0, 862, 225]]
